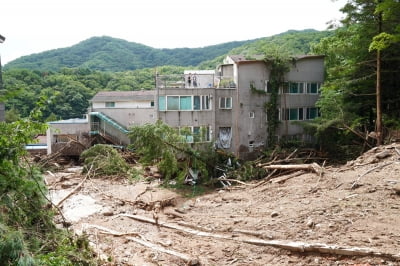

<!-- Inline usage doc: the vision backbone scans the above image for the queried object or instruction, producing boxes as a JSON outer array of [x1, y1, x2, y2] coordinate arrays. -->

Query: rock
[[393, 184, 400, 195], [306, 219, 315, 228], [376, 150, 391, 159], [271, 211, 279, 218], [102, 211, 114, 216]]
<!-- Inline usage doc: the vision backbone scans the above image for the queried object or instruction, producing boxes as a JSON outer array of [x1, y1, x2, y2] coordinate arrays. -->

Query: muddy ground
[[45, 143, 400, 265]]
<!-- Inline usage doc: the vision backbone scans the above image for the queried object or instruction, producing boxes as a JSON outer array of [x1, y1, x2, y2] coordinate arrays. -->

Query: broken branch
[[351, 161, 394, 189], [56, 165, 93, 208]]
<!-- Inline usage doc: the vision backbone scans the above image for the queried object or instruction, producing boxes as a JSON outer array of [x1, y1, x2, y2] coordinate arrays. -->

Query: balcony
[[156, 73, 236, 89]]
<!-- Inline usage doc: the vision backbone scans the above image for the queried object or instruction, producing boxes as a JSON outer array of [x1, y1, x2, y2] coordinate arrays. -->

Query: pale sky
[[1, 0, 346, 64]]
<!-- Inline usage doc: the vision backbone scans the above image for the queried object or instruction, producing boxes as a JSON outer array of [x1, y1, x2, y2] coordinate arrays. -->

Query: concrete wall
[[46, 122, 90, 155], [157, 88, 215, 131], [234, 62, 270, 158], [91, 107, 157, 128], [231, 57, 324, 159], [92, 100, 153, 109]]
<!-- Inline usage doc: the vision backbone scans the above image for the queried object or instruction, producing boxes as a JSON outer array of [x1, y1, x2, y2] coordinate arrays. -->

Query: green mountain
[[198, 29, 333, 68], [4, 29, 331, 72], [4, 36, 255, 72]]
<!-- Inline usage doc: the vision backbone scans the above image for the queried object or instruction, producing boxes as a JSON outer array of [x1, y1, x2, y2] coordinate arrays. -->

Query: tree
[[129, 120, 215, 183], [312, 0, 400, 154]]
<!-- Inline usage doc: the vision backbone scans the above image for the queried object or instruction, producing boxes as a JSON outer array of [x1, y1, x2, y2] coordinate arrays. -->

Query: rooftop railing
[[156, 74, 236, 89]]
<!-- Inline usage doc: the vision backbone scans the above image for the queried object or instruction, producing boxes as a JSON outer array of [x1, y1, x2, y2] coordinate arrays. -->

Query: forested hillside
[[4, 29, 324, 72], [198, 29, 333, 68], [3, 29, 330, 122], [4, 36, 254, 72]]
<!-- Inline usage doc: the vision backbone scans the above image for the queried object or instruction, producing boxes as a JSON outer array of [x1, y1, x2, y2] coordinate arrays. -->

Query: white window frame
[[219, 97, 232, 109]]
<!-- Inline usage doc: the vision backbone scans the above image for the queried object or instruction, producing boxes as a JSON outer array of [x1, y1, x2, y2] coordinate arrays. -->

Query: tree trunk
[[376, 7, 383, 146]]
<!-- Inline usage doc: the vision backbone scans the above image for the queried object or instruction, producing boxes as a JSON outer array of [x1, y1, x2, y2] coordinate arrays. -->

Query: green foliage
[[311, 0, 400, 153], [80, 144, 130, 177], [199, 29, 332, 69], [227, 161, 266, 181], [0, 226, 35, 265], [129, 121, 217, 183], [5, 36, 252, 72], [369, 32, 396, 51], [0, 100, 96, 265], [263, 46, 291, 147]]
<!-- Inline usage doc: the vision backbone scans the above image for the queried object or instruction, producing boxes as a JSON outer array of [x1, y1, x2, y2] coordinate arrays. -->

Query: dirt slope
[[46, 144, 400, 265]]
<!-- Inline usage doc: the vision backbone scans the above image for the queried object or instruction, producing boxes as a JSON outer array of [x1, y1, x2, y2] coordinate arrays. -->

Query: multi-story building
[[155, 55, 324, 159], [47, 54, 324, 159]]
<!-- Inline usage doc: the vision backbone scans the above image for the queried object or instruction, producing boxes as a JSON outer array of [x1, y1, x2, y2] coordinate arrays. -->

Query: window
[[281, 108, 304, 121], [159, 95, 211, 111], [306, 107, 319, 119], [283, 82, 304, 93], [150, 101, 154, 107], [219, 97, 232, 109], [180, 96, 192, 110], [306, 82, 321, 94], [201, 95, 210, 110], [179, 126, 211, 143], [217, 127, 232, 148], [105, 102, 115, 108], [249, 112, 255, 118], [193, 96, 201, 110], [167, 96, 179, 110], [158, 96, 166, 111]]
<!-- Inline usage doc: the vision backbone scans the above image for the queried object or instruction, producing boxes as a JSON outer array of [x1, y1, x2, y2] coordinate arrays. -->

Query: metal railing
[[156, 74, 236, 89]]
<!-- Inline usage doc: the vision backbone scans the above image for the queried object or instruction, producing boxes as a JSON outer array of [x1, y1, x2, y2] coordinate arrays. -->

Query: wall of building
[[46, 121, 90, 155], [157, 88, 215, 129], [91, 107, 156, 128], [286, 57, 324, 82], [92, 100, 153, 109], [235, 61, 270, 158]]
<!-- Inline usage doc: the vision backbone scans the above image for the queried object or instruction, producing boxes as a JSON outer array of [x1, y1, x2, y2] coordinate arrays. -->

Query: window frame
[[219, 97, 232, 109], [105, 102, 115, 108]]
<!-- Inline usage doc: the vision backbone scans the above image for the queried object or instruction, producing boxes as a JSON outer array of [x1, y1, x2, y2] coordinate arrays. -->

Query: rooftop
[[91, 90, 156, 102], [48, 117, 88, 124]]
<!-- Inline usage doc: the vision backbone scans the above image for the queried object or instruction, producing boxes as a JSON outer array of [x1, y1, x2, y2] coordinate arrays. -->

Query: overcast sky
[[1, 0, 346, 64]]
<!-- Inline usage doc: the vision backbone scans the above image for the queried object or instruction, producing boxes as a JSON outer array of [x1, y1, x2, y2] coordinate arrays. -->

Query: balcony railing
[[156, 74, 236, 89]]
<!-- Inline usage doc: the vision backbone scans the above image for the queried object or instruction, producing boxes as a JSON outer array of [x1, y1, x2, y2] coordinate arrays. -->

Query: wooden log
[[82, 223, 140, 237], [120, 214, 400, 261], [242, 239, 400, 260], [263, 163, 322, 175], [126, 237, 199, 265]]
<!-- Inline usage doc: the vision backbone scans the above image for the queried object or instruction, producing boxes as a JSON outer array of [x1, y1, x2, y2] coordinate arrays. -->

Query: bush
[[80, 144, 130, 177]]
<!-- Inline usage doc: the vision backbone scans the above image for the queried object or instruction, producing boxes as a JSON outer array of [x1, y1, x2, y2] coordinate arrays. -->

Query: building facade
[[48, 55, 324, 159]]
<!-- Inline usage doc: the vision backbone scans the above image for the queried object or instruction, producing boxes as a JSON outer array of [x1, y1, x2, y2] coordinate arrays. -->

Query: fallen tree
[[118, 214, 400, 261]]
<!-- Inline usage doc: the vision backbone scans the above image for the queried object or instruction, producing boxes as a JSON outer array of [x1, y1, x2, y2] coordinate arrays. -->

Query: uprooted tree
[[128, 120, 232, 184]]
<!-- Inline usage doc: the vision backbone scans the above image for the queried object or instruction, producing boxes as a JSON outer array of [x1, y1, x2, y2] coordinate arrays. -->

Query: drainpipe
[[235, 64, 240, 158]]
